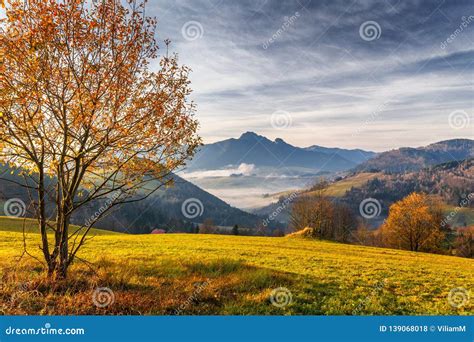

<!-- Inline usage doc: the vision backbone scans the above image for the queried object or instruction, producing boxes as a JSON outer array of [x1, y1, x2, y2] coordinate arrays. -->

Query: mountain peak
[[186, 131, 386, 172], [239, 131, 258, 139], [239, 131, 268, 141]]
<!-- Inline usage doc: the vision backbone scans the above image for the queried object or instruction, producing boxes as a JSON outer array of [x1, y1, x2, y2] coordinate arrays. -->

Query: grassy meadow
[[0, 217, 472, 315], [311, 172, 383, 197]]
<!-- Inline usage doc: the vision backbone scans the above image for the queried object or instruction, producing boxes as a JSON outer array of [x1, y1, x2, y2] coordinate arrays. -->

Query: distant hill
[[353, 139, 473, 173], [345, 158, 473, 203], [255, 158, 474, 228], [186, 132, 375, 173], [0, 165, 267, 234], [97, 173, 268, 233], [340, 158, 474, 228], [304, 145, 376, 164]]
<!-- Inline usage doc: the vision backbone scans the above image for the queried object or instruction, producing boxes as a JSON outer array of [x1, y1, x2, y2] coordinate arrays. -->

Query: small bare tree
[[455, 227, 474, 258], [0, 0, 200, 279], [290, 179, 356, 241]]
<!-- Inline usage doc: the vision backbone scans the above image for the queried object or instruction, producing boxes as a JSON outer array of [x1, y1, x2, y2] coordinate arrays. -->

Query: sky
[[146, 0, 473, 152], [1, 1, 472, 151]]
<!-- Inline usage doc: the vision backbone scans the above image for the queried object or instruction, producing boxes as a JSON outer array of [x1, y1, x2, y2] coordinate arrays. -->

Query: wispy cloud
[[4, 1, 470, 151], [146, 0, 473, 151], [182, 163, 256, 178]]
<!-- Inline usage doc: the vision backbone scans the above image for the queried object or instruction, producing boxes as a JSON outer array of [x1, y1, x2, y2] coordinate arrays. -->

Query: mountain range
[[1, 135, 472, 233], [254, 136, 473, 229], [353, 139, 473, 173], [0, 166, 266, 234], [186, 132, 376, 173]]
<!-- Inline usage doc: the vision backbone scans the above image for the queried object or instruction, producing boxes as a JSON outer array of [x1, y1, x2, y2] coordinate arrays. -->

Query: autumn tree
[[455, 226, 474, 258], [381, 193, 445, 252], [290, 179, 356, 242], [290, 179, 330, 236], [332, 204, 356, 242], [199, 219, 216, 234], [352, 225, 374, 246], [351, 223, 383, 247], [0, 0, 200, 279]]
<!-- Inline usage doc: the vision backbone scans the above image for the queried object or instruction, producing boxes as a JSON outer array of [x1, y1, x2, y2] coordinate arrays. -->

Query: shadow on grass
[[1, 257, 414, 315], [0, 258, 305, 315]]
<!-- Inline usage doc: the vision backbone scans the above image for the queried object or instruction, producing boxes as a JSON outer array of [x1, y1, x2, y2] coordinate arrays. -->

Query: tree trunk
[[55, 257, 68, 280], [54, 214, 70, 280], [38, 167, 56, 278]]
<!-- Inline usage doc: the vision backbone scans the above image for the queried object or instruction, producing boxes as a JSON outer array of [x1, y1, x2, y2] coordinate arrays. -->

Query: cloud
[[182, 163, 255, 179], [144, 0, 474, 151], [236, 163, 255, 175], [4, 1, 470, 151]]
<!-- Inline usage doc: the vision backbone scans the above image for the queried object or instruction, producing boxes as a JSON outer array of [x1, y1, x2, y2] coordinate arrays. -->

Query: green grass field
[[441, 205, 474, 228], [0, 216, 119, 235], [307, 173, 382, 197], [0, 217, 472, 315]]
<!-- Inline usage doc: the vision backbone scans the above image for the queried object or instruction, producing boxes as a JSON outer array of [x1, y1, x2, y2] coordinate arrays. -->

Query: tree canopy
[[0, 0, 200, 278]]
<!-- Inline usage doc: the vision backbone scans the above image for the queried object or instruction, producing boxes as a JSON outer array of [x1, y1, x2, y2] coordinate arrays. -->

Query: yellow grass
[[0, 217, 472, 315], [308, 173, 382, 197]]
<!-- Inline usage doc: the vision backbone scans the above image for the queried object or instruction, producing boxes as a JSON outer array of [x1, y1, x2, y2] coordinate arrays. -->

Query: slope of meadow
[[310, 172, 383, 197], [0, 216, 119, 235], [0, 217, 472, 315]]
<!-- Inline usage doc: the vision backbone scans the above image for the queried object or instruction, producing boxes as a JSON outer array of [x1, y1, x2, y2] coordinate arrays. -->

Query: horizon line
[[200, 131, 473, 153]]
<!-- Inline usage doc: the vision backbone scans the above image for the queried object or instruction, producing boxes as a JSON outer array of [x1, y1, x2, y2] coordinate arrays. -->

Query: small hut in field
[[151, 229, 166, 234]]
